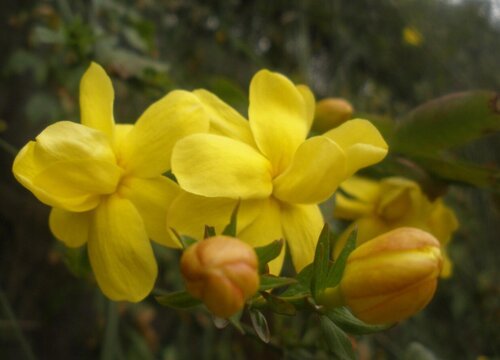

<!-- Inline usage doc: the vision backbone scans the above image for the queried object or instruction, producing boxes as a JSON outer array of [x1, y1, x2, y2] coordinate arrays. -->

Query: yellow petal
[[280, 203, 323, 272], [340, 176, 381, 203], [273, 136, 347, 204], [193, 89, 256, 146], [324, 119, 388, 178], [120, 176, 181, 248], [249, 70, 309, 174], [172, 133, 272, 199], [49, 208, 91, 247], [167, 191, 262, 240], [427, 200, 458, 246], [296, 84, 316, 132], [79, 62, 115, 137], [334, 192, 374, 220], [238, 198, 285, 274], [88, 195, 157, 302], [13, 122, 122, 212], [120, 90, 210, 177]]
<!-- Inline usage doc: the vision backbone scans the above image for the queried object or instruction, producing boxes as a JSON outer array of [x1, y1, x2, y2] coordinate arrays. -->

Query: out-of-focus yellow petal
[[49, 208, 91, 247], [88, 195, 157, 302], [13, 122, 122, 212], [172, 133, 272, 199], [238, 198, 285, 274], [121, 90, 210, 177], [167, 191, 263, 240], [120, 176, 181, 248], [249, 70, 308, 174], [340, 176, 381, 203], [440, 249, 453, 278], [273, 136, 346, 204], [334, 193, 374, 220], [79, 62, 115, 137], [427, 200, 459, 246], [280, 203, 323, 272], [193, 89, 256, 146], [324, 119, 388, 178], [296, 84, 315, 132]]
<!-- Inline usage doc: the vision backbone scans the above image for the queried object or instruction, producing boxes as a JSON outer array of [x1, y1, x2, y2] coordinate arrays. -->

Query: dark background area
[[1, 0, 499, 359]]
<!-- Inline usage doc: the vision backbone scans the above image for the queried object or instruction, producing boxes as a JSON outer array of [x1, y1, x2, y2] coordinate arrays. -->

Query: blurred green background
[[0, 0, 499, 359]]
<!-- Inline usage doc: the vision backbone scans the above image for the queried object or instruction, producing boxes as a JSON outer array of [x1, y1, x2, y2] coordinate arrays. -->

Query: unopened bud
[[313, 98, 353, 132], [180, 236, 259, 318], [338, 228, 442, 324]]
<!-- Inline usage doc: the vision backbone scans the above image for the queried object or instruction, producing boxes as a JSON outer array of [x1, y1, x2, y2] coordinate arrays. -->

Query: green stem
[[100, 300, 123, 360], [0, 138, 18, 157], [0, 286, 36, 360]]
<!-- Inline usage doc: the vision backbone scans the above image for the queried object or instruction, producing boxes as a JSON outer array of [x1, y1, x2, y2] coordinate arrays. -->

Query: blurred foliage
[[0, 0, 499, 359]]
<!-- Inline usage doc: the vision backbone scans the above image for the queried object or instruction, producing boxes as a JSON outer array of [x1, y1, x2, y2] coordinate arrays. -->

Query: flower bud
[[339, 227, 443, 325], [180, 236, 259, 318], [313, 98, 353, 132]]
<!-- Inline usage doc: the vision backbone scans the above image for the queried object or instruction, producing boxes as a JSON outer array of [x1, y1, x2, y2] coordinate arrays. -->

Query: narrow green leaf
[[280, 264, 313, 297], [170, 228, 197, 249], [393, 91, 500, 154], [222, 201, 240, 237], [326, 307, 391, 335], [312, 224, 332, 300], [259, 275, 297, 291], [249, 309, 270, 343], [229, 311, 245, 334], [261, 292, 297, 316], [155, 291, 201, 309], [325, 228, 357, 288], [319, 316, 355, 360], [254, 239, 284, 273], [204, 225, 216, 238]]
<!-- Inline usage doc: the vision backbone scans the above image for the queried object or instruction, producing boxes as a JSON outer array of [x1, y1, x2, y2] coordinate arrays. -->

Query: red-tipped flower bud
[[339, 227, 443, 325], [180, 236, 259, 318]]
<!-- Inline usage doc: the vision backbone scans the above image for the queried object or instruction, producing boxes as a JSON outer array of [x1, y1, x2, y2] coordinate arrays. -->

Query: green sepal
[[155, 291, 201, 309], [170, 228, 197, 249], [326, 307, 392, 335], [311, 224, 332, 300], [281, 263, 313, 297], [222, 201, 240, 237], [259, 275, 297, 291], [254, 239, 284, 273], [325, 227, 357, 288], [319, 315, 355, 360], [204, 225, 216, 238]]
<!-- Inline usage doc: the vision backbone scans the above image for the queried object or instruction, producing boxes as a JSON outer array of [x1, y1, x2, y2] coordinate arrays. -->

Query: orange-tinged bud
[[313, 98, 354, 132], [339, 227, 443, 325], [180, 236, 259, 318]]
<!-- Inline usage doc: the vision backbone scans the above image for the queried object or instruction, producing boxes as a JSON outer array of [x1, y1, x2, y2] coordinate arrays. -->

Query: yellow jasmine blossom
[[12, 62, 209, 301], [169, 70, 388, 273], [403, 26, 424, 47], [333, 176, 459, 277]]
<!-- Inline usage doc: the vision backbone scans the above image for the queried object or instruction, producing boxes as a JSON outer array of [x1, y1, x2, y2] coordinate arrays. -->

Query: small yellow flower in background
[[403, 26, 424, 47], [312, 97, 353, 133], [180, 236, 259, 318], [329, 227, 443, 325], [12, 62, 210, 301], [169, 70, 388, 274], [333, 176, 458, 277]]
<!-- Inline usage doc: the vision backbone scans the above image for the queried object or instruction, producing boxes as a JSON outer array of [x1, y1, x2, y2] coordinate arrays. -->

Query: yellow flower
[[335, 227, 443, 325], [334, 176, 458, 277], [180, 236, 259, 318], [12, 62, 209, 301], [312, 97, 353, 133], [403, 26, 424, 47], [168, 70, 388, 274]]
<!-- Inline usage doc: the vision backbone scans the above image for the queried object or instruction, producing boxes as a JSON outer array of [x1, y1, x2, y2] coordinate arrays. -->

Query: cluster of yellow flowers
[[13, 62, 456, 324]]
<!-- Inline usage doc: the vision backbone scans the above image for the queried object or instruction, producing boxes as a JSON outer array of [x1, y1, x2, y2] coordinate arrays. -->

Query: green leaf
[[326, 307, 391, 335], [319, 316, 355, 360], [254, 239, 284, 273], [204, 225, 216, 238], [249, 309, 270, 343], [155, 291, 201, 309], [259, 275, 297, 291], [281, 264, 313, 297], [229, 311, 245, 334], [222, 201, 240, 237], [261, 292, 297, 316], [311, 224, 332, 300], [393, 91, 500, 155], [325, 228, 357, 288]]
